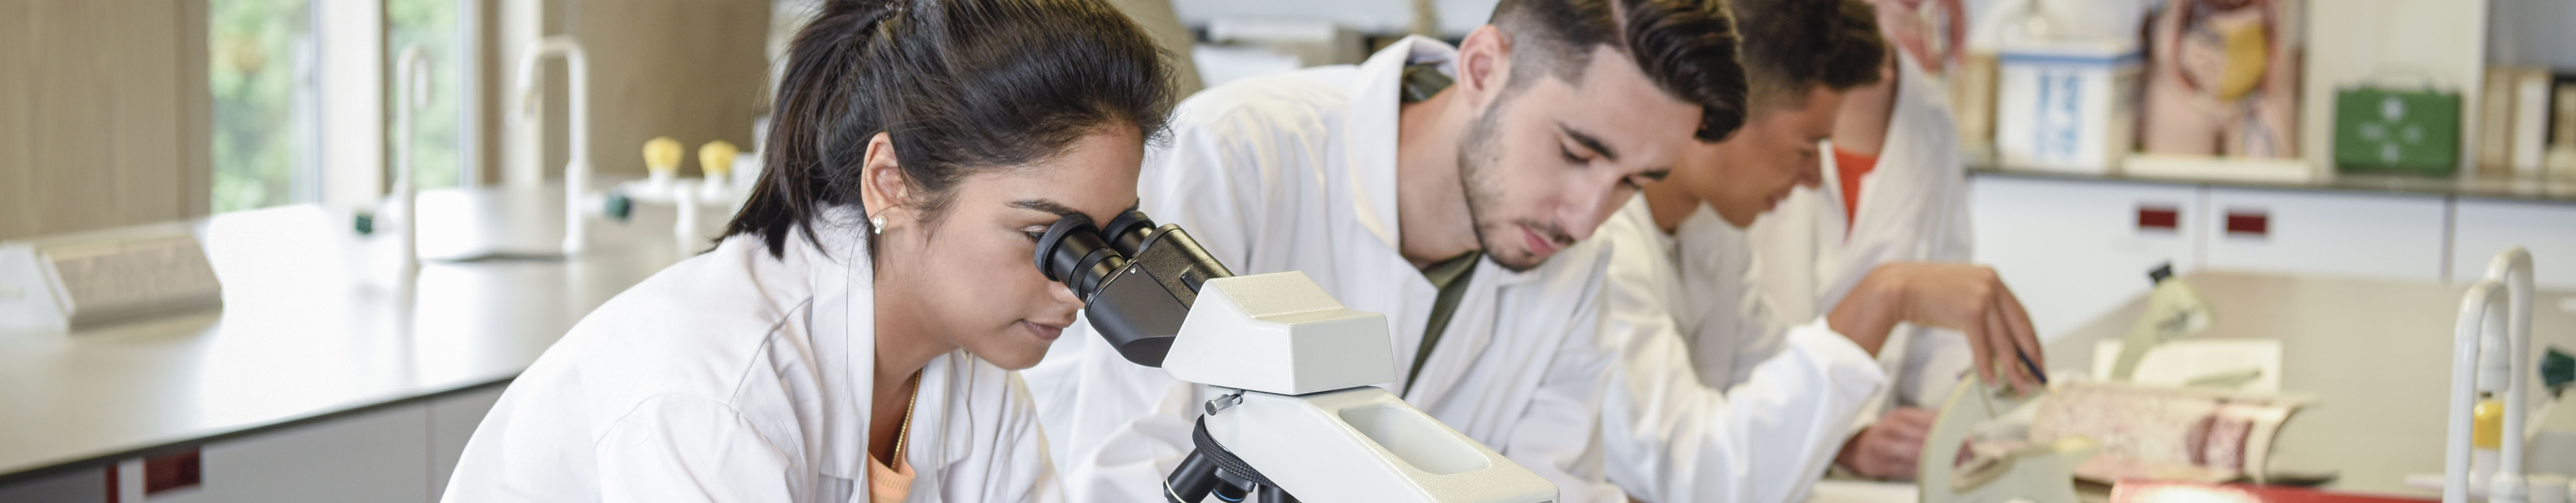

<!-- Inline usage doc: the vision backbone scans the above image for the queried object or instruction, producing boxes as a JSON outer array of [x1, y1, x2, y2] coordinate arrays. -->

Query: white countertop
[[2044, 271, 2576, 496], [0, 185, 695, 482]]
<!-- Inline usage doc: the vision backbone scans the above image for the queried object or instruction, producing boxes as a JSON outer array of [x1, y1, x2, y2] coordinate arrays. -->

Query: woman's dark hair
[[726, 0, 1174, 259]]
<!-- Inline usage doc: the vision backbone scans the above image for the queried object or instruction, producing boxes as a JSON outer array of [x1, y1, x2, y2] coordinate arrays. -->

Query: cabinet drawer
[[2452, 199, 2576, 289], [1971, 176, 2204, 339], [147, 404, 432, 503], [2202, 188, 2447, 281], [429, 385, 507, 498]]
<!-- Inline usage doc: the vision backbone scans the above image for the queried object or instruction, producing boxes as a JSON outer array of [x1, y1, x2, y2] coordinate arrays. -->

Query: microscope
[[2107, 263, 2215, 381], [1033, 211, 1558, 503]]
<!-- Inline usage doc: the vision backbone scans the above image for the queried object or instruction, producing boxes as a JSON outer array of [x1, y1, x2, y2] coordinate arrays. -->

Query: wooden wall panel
[[481, 0, 770, 184], [180, 0, 213, 219], [0, 0, 206, 241], [570, 0, 771, 178], [0, 0, 769, 240], [0, 1, 34, 240]]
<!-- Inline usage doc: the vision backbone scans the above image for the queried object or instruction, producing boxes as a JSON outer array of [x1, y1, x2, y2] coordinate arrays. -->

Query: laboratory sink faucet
[[510, 36, 592, 255], [387, 45, 433, 284], [2446, 247, 2534, 503]]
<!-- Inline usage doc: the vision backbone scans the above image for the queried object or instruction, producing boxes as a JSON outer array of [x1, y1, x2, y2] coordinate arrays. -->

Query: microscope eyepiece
[[1100, 210, 1158, 258], [1031, 211, 1236, 368], [1034, 215, 1126, 301]]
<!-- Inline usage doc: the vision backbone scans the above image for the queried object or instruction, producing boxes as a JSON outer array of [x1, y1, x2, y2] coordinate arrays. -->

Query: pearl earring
[[870, 215, 887, 234]]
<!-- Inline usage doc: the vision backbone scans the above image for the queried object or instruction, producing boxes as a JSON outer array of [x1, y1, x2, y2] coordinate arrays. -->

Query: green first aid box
[[2333, 87, 2462, 175]]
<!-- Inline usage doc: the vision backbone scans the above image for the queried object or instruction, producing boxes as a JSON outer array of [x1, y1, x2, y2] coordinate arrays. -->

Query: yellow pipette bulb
[[643, 136, 684, 178], [699, 140, 739, 180]]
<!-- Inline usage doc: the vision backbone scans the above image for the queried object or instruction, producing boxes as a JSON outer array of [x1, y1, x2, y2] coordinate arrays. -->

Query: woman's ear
[[858, 132, 911, 228], [1455, 25, 1512, 107]]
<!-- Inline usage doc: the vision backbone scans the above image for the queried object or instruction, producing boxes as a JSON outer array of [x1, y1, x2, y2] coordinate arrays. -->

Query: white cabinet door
[[1971, 176, 2205, 340], [2451, 199, 2576, 289], [2202, 188, 2448, 281], [427, 385, 506, 499], [147, 404, 431, 503]]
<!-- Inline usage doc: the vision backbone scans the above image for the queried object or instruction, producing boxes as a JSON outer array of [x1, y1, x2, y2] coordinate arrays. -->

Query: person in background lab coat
[[1025, 1, 1754, 500], [439, 1, 1173, 500], [1596, 0, 2044, 500], [1749, 0, 1978, 480]]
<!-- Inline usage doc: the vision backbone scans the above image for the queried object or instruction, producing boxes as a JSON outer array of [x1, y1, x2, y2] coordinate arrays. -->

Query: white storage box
[[1996, 42, 2143, 174]]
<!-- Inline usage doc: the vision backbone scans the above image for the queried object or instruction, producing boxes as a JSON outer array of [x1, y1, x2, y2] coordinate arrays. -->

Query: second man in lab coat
[[1596, 0, 2043, 500], [1748, 18, 1981, 481]]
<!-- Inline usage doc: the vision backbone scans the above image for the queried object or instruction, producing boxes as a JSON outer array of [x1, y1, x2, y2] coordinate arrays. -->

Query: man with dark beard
[[1026, 1, 2039, 501]]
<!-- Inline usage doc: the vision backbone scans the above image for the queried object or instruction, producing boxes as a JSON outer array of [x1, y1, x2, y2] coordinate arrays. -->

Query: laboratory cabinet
[[427, 386, 507, 498], [1971, 173, 2576, 342], [2200, 188, 2450, 282], [0, 466, 101, 501], [2451, 198, 2576, 289], [1969, 176, 2205, 339], [0, 385, 506, 502], [146, 404, 433, 503]]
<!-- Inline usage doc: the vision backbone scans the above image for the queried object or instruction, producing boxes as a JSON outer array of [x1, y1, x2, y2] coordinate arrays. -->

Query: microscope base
[[1164, 386, 1557, 503]]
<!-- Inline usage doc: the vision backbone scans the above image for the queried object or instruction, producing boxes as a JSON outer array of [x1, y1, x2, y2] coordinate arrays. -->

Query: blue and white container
[[1995, 41, 2143, 174]]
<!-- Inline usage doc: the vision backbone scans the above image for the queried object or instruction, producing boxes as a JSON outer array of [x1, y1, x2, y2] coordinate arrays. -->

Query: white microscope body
[[2107, 263, 2213, 381], [1917, 377, 2094, 503], [1032, 212, 1557, 503], [1164, 273, 1558, 503]]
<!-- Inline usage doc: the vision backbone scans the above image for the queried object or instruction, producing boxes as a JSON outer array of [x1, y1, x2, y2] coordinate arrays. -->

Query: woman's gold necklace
[[892, 370, 921, 463]]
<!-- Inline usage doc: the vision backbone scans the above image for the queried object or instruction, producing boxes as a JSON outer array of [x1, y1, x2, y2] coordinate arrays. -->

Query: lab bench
[[1969, 168, 2576, 339], [9, 178, 2571, 501], [2042, 271, 2576, 497], [0, 185, 691, 501], [1811, 271, 2576, 502]]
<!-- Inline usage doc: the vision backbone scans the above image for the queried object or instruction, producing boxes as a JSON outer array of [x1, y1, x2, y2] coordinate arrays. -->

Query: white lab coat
[[1594, 197, 1888, 503], [1745, 51, 1976, 418], [1023, 36, 1625, 502], [442, 215, 1060, 502]]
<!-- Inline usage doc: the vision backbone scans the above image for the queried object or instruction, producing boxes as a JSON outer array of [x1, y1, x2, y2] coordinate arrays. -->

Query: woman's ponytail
[[729, 0, 893, 258]]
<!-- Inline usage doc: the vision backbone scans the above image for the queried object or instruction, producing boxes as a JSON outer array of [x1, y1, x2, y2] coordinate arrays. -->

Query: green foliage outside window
[[213, 0, 462, 214], [210, 0, 313, 213]]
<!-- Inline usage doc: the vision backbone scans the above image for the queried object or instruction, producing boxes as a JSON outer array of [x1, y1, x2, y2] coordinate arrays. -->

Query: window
[[211, 0, 474, 214], [209, 0, 319, 213]]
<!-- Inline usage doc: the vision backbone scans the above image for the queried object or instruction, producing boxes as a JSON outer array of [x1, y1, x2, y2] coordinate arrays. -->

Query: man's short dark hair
[[1732, 0, 1887, 112], [1490, 0, 1749, 141]]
